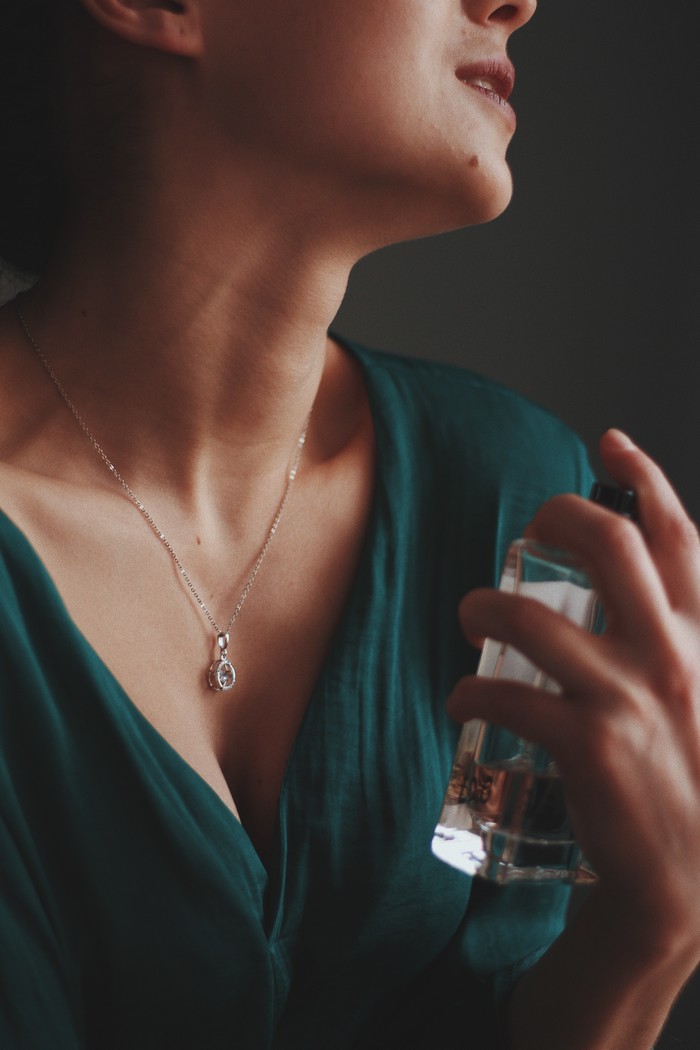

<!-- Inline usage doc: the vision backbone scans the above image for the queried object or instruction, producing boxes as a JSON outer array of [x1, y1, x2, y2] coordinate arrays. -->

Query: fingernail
[[605, 428, 637, 450]]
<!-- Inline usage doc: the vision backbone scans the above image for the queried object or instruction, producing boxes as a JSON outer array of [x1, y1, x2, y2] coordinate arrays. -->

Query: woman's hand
[[448, 428, 700, 959]]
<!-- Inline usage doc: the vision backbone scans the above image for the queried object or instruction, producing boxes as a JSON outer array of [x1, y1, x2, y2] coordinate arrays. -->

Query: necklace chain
[[14, 301, 310, 691]]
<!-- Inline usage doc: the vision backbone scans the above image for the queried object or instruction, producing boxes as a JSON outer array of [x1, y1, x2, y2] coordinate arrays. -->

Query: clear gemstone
[[208, 658, 236, 691]]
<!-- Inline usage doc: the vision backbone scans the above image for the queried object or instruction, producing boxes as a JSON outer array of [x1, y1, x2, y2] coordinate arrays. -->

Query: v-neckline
[[0, 336, 388, 940]]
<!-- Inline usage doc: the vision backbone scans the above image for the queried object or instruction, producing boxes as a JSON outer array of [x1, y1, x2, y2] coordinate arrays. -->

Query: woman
[[0, 0, 698, 1047]]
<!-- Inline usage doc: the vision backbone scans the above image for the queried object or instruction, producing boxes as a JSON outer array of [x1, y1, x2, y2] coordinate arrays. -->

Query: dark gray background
[[332, 3, 699, 1046]]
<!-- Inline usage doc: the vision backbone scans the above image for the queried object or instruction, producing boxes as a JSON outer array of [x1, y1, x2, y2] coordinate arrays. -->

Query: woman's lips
[[456, 58, 517, 127]]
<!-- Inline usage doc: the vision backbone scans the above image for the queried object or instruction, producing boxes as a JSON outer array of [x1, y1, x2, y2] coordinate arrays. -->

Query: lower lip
[[462, 82, 516, 132]]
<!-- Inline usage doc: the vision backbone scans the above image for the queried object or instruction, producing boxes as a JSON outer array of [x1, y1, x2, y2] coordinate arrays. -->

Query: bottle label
[[478, 579, 598, 689]]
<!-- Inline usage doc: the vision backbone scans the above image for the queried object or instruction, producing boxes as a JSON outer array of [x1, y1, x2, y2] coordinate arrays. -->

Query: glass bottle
[[431, 483, 637, 885]]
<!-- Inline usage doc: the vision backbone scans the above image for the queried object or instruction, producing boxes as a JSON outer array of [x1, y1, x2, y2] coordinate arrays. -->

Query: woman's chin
[[447, 160, 515, 227], [382, 170, 515, 246]]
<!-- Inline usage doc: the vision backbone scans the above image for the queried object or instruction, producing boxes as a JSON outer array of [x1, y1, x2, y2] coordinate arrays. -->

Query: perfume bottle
[[431, 483, 637, 885]]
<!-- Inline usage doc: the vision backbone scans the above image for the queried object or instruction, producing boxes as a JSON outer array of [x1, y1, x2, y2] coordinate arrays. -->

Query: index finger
[[599, 429, 700, 616], [524, 493, 670, 646]]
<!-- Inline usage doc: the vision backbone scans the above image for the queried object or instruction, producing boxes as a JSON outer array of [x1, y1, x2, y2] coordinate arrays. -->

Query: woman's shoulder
[[340, 336, 577, 426], [337, 336, 592, 491]]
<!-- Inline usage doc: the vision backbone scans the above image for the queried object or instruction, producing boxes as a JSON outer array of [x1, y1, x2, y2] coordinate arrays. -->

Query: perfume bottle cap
[[588, 482, 638, 521]]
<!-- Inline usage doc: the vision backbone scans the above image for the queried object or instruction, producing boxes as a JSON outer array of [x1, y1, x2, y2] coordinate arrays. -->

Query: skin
[[0, 0, 529, 860], [0, 0, 699, 1045]]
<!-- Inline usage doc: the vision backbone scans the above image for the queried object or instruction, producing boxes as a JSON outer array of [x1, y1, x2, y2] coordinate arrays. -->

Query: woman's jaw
[[64, 0, 536, 260], [194, 0, 532, 251]]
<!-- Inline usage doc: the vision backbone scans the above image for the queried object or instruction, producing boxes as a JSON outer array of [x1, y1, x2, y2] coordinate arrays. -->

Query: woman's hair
[[0, 1, 73, 275]]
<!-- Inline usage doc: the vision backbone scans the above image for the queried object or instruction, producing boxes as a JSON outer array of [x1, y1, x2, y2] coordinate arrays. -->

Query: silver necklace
[[15, 301, 310, 693]]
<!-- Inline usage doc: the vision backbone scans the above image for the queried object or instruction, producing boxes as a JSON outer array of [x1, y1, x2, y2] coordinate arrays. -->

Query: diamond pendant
[[208, 632, 236, 692]]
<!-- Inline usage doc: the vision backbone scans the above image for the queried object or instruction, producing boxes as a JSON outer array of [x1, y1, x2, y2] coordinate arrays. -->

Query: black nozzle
[[588, 482, 638, 521]]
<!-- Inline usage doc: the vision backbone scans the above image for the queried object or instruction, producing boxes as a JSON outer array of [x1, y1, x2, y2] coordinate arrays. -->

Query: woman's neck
[[11, 175, 360, 515]]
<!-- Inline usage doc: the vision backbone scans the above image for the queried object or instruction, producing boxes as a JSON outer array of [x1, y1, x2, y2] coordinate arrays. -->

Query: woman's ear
[[78, 0, 204, 57]]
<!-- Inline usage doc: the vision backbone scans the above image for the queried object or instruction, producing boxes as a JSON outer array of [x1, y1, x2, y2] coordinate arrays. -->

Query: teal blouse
[[0, 342, 593, 1049]]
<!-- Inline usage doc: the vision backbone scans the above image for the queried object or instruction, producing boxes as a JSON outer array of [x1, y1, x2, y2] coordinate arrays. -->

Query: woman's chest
[[0, 464, 373, 867]]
